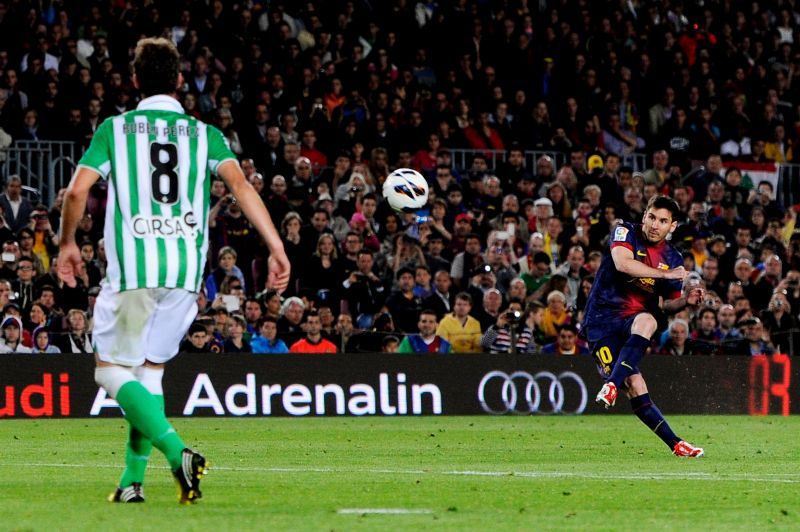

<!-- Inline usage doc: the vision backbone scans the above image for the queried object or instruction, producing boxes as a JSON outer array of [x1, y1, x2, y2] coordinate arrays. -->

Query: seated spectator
[[397, 310, 451, 353], [725, 317, 775, 356], [222, 314, 251, 353], [436, 292, 482, 352], [480, 301, 534, 354], [473, 287, 504, 332], [0, 315, 31, 352], [57, 309, 92, 353], [205, 246, 245, 302], [691, 307, 722, 355], [251, 317, 289, 354], [541, 323, 589, 355], [540, 290, 571, 342], [383, 267, 423, 333], [277, 296, 305, 339], [31, 325, 59, 353], [290, 310, 337, 353], [342, 249, 385, 329], [180, 322, 217, 354], [658, 319, 693, 356], [423, 270, 455, 320], [382, 335, 400, 353]]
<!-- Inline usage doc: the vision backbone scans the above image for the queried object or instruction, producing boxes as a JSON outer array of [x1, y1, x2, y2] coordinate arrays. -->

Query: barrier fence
[[0, 352, 793, 418]]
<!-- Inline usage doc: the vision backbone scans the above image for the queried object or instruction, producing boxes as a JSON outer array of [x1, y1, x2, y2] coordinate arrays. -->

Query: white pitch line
[[338, 508, 432, 515], [3, 462, 800, 484]]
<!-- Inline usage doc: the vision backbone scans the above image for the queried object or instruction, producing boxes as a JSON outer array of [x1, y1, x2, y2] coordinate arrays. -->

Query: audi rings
[[477, 370, 588, 415]]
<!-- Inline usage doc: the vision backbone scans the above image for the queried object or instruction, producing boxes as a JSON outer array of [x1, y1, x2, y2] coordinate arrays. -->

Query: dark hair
[[419, 308, 438, 319], [257, 316, 278, 327], [455, 292, 473, 305], [646, 195, 681, 221], [133, 38, 180, 97]]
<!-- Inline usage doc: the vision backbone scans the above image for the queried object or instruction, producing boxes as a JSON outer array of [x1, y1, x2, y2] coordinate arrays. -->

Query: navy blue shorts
[[583, 315, 639, 379]]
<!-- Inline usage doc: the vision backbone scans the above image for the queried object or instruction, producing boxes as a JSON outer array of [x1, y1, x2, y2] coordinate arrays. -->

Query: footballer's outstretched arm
[[217, 159, 291, 293], [611, 246, 688, 280]]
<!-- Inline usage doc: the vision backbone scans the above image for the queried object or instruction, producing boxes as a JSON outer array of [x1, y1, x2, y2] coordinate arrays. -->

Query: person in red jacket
[[290, 310, 338, 353]]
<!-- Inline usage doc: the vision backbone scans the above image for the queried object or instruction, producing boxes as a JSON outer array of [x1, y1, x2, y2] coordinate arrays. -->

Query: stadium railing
[[1, 140, 81, 205]]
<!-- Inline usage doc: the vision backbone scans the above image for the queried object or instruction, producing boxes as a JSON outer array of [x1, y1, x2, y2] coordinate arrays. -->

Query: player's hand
[[57, 242, 82, 288], [267, 250, 291, 294], [686, 287, 705, 307], [664, 266, 688, 281]]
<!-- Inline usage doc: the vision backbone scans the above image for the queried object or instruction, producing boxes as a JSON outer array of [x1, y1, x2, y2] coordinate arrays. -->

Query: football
[[382, 167, 429, 213]]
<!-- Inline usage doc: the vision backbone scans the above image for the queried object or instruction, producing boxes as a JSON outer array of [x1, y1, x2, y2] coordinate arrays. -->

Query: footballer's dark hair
[[133, 38, 180, 97], [646, 195, 681, 221]]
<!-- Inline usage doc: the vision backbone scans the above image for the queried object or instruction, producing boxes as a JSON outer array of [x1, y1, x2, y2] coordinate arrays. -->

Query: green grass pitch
[[1, 416, 798, 530]]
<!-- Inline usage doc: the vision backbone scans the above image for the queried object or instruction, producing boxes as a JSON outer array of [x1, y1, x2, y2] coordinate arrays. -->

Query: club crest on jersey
[[613, 226, 629, 242], [657, 263, 669, 270], [131, 212, 199, 239]]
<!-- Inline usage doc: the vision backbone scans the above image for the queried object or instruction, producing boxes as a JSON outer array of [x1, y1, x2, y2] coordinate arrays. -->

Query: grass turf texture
[[1, 416, 798, 530]]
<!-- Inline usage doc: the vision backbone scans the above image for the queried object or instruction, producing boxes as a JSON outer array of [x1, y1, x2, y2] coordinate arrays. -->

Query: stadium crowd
[[0, 0, 800, 355]]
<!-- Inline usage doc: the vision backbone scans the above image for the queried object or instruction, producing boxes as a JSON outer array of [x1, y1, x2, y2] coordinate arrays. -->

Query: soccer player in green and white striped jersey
[[57, 37, 290, 504]]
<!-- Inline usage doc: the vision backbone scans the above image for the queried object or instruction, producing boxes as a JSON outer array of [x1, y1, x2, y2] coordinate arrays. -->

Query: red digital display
[[748, 354, 791, 416]]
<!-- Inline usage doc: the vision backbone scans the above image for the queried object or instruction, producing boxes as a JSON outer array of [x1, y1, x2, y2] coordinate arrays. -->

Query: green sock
[[116, 381, 185, 470], [119, 395, 164, 487]]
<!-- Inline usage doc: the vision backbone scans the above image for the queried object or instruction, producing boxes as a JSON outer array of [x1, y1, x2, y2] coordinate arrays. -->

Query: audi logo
[[477, 370, 588, 415]]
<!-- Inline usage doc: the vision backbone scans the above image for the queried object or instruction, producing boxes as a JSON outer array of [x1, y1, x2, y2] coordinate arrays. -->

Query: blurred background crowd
[[1, 0, 800, 355]]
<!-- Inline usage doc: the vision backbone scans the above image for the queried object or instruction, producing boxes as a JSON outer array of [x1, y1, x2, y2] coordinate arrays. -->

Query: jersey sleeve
[[77, 119, 113, 179], [206, 125, 237, 174], [609, 222, 635, 252], [663, 249, 684, 299]]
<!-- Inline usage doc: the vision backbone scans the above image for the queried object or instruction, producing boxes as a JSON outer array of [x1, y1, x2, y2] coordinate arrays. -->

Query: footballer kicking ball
[[383, 167, 429, 213]]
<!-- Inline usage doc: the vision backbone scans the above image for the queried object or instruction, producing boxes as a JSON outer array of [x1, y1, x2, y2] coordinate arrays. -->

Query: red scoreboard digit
[[748, 354, 791, 416]]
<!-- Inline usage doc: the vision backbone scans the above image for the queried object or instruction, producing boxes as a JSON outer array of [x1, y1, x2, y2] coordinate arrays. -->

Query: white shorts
[[93, 284, 199, 366]]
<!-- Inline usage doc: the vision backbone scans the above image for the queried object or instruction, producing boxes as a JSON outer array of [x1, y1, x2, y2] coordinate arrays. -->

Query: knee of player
[[625, 374, 648, 396], [632, 313, 658, 337]]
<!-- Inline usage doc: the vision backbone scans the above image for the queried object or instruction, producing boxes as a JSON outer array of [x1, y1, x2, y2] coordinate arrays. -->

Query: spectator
[[436, 292, 481, 352], [659, 319, 693, 356], [480, 301, 534, 354], [383, 267, 423, 333], [423, 270, 455, 320], [343, 249, 386, 329], [277, 296, 305, 337], [205, 246, 245, 302], [541, 323, 589, 355], [180, 322, 216, 354], [31, 325, 59, 353], [290, 310, 337, 353], [540, 290, 571, 342], [250, 316, 289, 354], [0, 175, 33, 233], [0, 315, 30, 353], [726, 317, 775, 356], [397, 310, 451, 353], [222, 314, 252, 353], [57, 309, 92, 354]]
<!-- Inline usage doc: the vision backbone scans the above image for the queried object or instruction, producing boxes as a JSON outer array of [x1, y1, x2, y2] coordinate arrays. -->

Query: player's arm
[[217, 160, 290, 293], [611, 246, 687, 280], [662, 286, 705, 314], [58, 166, 101, 287]]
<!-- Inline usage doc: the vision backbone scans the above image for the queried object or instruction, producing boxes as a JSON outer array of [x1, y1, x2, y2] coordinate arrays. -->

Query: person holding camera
[[480, 301, 532, 354], [760, 289, 798, 354], [343, 249, 386, 329]]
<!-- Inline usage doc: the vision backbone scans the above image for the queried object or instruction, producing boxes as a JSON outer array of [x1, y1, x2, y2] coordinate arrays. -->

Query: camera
[[313, 103, 324, 110], [774, 298, 784, 309], [505, 310, 522, 323], [350, 186, 363, 193]]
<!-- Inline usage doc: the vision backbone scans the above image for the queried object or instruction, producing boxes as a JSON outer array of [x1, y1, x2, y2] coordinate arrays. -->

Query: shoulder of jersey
[[611, 221, 636, 243]]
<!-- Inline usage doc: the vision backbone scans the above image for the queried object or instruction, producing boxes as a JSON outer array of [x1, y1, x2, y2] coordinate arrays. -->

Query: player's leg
[[116, 365, 164, 491], [597, 313, 656, 408], [626, 374, 704, 457], [93, 288, 191, 483], [144, 287, 206, 503]]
